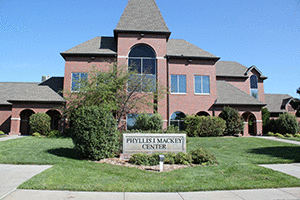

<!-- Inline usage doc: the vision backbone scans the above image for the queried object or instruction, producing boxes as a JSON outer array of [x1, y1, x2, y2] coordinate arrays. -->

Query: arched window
[[128, 45, 156, 92], [170, 111, 186, 130], [250, 75, 258, 99]]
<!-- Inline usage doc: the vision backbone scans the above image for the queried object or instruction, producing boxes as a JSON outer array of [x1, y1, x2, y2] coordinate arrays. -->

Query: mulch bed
[[98, 158, 197, 172]]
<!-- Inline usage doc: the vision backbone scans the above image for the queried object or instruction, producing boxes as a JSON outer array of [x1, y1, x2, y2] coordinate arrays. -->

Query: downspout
[[166, 56, 170, 127]]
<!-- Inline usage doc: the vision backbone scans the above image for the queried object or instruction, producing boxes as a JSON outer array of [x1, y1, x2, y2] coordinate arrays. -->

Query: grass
[[0, 137, 300, 192]]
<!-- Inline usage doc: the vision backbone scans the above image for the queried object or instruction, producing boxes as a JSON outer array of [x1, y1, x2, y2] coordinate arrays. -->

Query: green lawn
[[0, 137, 300, 192]]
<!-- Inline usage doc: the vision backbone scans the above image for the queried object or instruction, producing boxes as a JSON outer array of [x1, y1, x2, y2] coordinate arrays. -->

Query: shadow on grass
[[249, 146, 300, 162], [47, 148, 83, 160]]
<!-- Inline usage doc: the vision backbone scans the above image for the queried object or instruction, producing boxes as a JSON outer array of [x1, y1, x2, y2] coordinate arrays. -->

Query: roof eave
[[8, 100, 66, 103], [167, 55, 220, 61], [214, 103, 266, 107], [60, 53, 117, 60], [114, 29, 171, 40]]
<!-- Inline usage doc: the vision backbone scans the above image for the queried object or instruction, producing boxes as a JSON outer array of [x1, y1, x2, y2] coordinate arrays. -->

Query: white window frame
[[194, 75, 210, 95], [170, 75, 186, 94]]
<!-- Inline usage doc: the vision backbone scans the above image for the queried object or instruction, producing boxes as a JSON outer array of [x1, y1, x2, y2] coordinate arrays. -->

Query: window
[[171, 75, 186, 93], [194, 76, 210, 94], [170, 111, 186, 130], [128, 45, 156, 92], [71, 72, 88, 92], [250, 75, 258, 99]]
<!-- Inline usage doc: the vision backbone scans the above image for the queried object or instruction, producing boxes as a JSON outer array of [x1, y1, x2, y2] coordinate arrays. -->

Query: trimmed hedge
[[134, 113, 163, 131], [264, 113, 299, 135], [129, 148, 217, 166], [185, 115, 226, 137], [71, 106, 119, 160], [219, 107, 244, 136]]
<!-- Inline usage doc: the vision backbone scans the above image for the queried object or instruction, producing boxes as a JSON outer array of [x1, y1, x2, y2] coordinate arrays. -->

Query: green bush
[[32, 132, 41, 137], [134, 113, 163, 131], [190, 148, 217, 165], [174, 152, 192, 165], [163, 152, 176, 164], [129, 153, 154, 166], [266, 132, 275, 136], [71, 106, 119, 160], [185, 115, 226, 137], [284, 133, 294, 138], [276, 112, 299, 135], [62, 128, 72, 138], [0, 131, 5, 135], [275, 133, 284, 138], [29, 113, 51, 135], [219, 107, 244, 136], [262, 108, 270, 134], [295, 133, 300, 138], [46, 130, 61, 138]]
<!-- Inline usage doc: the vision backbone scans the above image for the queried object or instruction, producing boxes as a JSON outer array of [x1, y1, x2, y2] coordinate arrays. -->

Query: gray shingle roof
[[39, 77, 64, 96], [0, 82, 65, 105], [216, 61, 267, 79], [61, 37, 117, 57], [115, 0, 170, 33], [265, 93, 294, 113], [215, 81, 265, 106], [167, 39, 219, 59]]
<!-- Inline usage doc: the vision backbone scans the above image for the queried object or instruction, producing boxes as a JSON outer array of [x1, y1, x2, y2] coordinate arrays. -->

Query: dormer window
[[250, 75, 258, 99]]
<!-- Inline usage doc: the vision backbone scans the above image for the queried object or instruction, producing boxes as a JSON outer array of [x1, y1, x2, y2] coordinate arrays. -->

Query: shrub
[[163, 152, 176, 164], [295, 133, 300, 138], [219, 107, 244, 136], [266, 132, 275, 136], [46, 130, 61, 138], [32, 132, 41, 137], [185, 115, 226, 137], [165, 125, 180, 133], [275, 133, 284, 138], [262, 108, 270, 134], [71, 106, 119, 160], [0, 131, 5, 135], [276, 112, 299, 135], [62, 128, 72, 138], [134, 113, 163, 131], [284, 133, 294, 138], [129, 153, 153, 166], [190, 148, 217, 165], [29, 113, 51, 135], [174, 152, 192, 165], [264, 119, 278, 134]]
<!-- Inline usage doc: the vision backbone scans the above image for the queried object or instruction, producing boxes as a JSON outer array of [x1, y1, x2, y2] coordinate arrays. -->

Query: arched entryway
[[242, 112, 257, 136], [196, 111, 210, 117], [20, 109, 35, 135], [46, 110, 62, 130], [170, 111, 186, 130]]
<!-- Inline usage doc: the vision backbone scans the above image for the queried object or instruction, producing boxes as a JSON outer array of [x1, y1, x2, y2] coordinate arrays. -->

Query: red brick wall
[[168, 59, 217, 117], [63, 56, 116, 93], [0, 106, 12, 134], [117, 33, 168, 128]]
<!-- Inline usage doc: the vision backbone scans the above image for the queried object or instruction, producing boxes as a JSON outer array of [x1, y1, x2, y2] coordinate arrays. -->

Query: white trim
[[256, 120, 263, 123], [244, 122, 248, 124], [118, 56, 165, 60], [11, 118, 21, 121], [163, 120, 168, 122]]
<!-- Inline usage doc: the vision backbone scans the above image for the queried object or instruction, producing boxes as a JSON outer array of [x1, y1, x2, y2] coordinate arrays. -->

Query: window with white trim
[[171, 75, 186, 94], [128, 45, 156, 92], [71, 72, 88, 92], [194, 75, 210, 94]]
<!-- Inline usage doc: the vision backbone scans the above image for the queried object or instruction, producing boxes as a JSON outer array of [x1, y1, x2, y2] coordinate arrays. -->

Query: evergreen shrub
[[46, 130, 61, 138], [219, 107, 244, 136], [185, 115, 226, 137], [276, 112, 299, 135], [71, 106, 119, 160], [134, 113, 163, 131], [29, 113, 51, 135], [190, 148, 217, 165], [32, 132, 41, 137]]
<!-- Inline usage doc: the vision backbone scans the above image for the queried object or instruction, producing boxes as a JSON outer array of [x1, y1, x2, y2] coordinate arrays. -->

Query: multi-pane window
[[128, 45, 156, 92], [250, 75, 258, 99], [171, 75, 186, 93], [170, 111, 186, 130], [71, 72, 88, 92], [194, 76, 210, 94]]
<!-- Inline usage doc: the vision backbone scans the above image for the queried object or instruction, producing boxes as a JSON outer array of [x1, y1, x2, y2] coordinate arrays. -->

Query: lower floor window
[[170, 111, 186, 130]]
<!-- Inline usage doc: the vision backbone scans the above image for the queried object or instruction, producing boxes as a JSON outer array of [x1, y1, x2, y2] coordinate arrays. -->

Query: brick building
[[1, 0, 298, 136]]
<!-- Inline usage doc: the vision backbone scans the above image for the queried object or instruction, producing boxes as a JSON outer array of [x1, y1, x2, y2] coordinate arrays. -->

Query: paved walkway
[[1, 136, 300, 199], [0, 135, 26, 142]]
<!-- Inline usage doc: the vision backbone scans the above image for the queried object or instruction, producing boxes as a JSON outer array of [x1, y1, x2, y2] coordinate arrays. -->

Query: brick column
[[10, 118, 21, 135]]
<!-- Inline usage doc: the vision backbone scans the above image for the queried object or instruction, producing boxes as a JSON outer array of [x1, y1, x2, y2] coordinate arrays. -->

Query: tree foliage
[[219, 107, 244, 136], [29, 113, 51, 135], [64, 64, 167, 128]]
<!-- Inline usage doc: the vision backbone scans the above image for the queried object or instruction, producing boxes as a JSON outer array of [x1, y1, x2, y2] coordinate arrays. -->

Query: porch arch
[[46, 110, 62, 130], [242, 112, 257, 136], [196, 111, 210, 117], [20, 109, 35, 135]]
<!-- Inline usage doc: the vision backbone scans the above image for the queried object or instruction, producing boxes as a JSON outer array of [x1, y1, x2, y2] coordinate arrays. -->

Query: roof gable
[[115, 0, 170, 33], [265, 93, 295, 113]]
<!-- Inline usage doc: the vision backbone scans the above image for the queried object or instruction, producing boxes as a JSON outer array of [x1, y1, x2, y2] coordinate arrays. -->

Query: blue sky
[[1, 0, 299, 97]]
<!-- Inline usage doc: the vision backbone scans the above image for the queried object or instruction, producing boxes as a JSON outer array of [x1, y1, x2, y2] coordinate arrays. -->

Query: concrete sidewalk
[[0, 135, 26, 142], [2, 188, 300, 200]]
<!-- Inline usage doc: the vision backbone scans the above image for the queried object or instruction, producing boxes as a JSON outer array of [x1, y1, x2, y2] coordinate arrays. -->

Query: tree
[[262, 107, 270, 134], [29, 113, 51, 135], [219, 107, 244, 136], [64, 63, 167, 129]]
